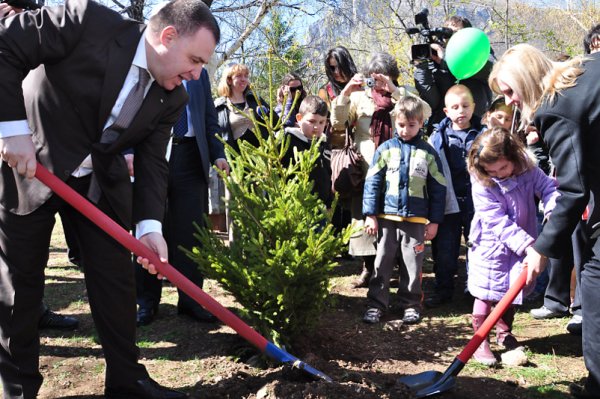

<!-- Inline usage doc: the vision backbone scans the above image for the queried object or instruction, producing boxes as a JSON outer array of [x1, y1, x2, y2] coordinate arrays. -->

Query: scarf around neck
[[369, 89, 394, 149]]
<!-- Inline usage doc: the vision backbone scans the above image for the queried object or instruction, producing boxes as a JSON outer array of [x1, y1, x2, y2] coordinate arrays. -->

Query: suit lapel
[[126, 83, 168, 135], [97, 24, 145, 133]]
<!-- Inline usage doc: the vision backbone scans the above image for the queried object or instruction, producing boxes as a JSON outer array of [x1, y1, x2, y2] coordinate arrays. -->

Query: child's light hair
[[444, 84, 474, 106], [391, 96, 425, 122], [467, 127, 535, 186], [217, 63, 250, 98]]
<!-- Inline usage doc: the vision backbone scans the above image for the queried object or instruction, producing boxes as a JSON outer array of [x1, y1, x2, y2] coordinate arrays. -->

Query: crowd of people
[[1, 0, 600, 397]]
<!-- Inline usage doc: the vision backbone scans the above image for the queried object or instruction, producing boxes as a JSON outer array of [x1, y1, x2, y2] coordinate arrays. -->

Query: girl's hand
[[371, 73, 397, 94], [364, 216, 378, 236], [523, 246, 548, 286], [340, 74, 365, 98], [424, 223, 438, 241]]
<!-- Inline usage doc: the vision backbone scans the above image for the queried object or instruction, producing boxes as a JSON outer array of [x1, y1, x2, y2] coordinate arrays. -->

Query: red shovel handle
[[457, 268, 528, 363], [34, 163, 269, 351]]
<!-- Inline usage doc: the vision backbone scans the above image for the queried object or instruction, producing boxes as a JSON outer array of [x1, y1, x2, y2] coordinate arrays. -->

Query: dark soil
[[38, 241, 585, 398]]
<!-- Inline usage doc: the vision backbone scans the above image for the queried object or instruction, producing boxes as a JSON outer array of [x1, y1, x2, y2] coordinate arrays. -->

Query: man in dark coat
[[136, 69, 230, 326]]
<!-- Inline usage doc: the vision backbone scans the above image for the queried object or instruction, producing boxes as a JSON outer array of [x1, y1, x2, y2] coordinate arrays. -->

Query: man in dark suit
[[136, 69, 229, 326], [0, 0, 219, 397]]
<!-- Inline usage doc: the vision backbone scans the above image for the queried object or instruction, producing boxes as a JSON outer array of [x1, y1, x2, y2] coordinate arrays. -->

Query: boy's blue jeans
[[431, 209, 474, 298]]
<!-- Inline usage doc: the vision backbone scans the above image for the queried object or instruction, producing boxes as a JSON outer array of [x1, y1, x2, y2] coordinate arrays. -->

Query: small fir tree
[[186, 95, 351, 348]]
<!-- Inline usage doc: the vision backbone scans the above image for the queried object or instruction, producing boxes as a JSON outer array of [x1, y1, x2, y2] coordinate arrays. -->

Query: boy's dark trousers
[[367, 219, 425, 311], [431, 203, 474, 300]]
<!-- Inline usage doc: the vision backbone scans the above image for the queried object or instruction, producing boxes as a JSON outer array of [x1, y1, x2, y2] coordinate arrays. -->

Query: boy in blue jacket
[[426, 84, 485, 307], [362, 96, 446, 325]]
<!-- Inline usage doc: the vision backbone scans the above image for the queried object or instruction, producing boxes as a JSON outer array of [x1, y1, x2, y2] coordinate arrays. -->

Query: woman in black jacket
[[489, 43, 600, 399]]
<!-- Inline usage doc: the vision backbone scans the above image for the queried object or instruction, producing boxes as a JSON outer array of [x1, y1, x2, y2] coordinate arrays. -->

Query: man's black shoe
[[569, 382, 600, 398], [424, 293, 452, 308], [177, 306, 218, 323], [39, 309, 79, 330], [105, 377, 187, 398], [136, 306, 158, 327]]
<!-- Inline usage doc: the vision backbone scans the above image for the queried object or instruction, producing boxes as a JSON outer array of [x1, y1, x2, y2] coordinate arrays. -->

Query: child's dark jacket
[[281, 127, 333, 207]]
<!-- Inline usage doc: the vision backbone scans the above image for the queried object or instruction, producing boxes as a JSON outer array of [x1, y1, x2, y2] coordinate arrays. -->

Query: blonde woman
[[489, 43, 600, 398], [212, 63, 272, 238]]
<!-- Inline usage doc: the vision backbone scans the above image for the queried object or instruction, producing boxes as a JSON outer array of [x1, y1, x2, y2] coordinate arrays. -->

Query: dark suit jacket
[[0, 0, 188, 228], [187, 69, 225, 181]]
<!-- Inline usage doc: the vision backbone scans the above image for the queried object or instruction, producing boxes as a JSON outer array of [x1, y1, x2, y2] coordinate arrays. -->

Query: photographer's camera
[[407, 8, 453, 61]]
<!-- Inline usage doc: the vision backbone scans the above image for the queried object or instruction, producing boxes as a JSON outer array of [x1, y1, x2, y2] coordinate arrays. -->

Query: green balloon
[[445, 27, 490, 80]]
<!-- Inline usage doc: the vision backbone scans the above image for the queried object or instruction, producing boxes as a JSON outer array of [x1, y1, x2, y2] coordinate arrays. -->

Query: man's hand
[[0, 135, 37, 178], [124, 153, 134, 177], [136, 232, 168, 280], [430, 43, 445, 65], [0, 3, 22, 17], [214, 158, 230, 176], [523, 246, 548, 286]]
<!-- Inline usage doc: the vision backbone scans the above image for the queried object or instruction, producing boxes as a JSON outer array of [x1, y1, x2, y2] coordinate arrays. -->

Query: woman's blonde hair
[[488, 44, 584, 129], [217, 63, 250, 98], [467, 126, 535, 186]]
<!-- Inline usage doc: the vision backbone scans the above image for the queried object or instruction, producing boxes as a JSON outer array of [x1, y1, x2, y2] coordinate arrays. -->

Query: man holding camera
[[412, 15, 493, 135]]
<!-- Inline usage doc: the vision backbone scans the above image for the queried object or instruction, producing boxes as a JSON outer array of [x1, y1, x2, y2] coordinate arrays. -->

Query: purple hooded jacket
[[467, 166, 559, 304]]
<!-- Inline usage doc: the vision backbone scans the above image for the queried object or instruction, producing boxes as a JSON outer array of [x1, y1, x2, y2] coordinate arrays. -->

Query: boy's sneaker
[[402, 308, 421, 325], [363, 308, 382, 324]]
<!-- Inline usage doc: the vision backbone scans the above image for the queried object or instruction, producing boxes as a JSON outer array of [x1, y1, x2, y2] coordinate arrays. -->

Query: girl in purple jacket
[[466, 127, 559, 366]]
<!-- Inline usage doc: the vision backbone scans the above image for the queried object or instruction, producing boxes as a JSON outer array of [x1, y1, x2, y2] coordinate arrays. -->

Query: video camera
[[406, 8, 454, 61], [1, 0, 41, 11]]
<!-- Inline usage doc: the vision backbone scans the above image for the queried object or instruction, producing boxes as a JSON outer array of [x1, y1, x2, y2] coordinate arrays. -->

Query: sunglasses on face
[[328, 64, 340, 72], [289, 85, 303, 92]]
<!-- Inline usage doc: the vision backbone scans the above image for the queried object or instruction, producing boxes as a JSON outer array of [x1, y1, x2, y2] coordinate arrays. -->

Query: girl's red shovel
[[34, 162, 332, 382], [398, 268, 528, 397]]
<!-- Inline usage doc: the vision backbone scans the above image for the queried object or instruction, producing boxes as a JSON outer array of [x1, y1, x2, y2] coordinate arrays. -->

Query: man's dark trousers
[[136, 140, 209, 311], [0, 176, 147, 398]]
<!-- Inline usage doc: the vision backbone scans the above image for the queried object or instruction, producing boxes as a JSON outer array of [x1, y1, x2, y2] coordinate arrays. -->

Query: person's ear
[[159, 26, 179, 47], [296, 113, 303, 123]]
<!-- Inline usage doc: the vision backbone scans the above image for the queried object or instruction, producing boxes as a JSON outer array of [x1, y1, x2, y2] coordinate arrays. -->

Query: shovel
[[34, 163, 332, 382], [398, 268, 528, 397]]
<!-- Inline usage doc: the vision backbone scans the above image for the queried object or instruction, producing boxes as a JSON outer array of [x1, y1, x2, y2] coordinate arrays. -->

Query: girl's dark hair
[[467, 126, 535, 186], [325, 46, 358, 96]]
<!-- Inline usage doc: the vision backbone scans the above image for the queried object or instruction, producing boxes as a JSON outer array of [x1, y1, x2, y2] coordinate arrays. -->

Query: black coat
[[533, 52, 600, 258]]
